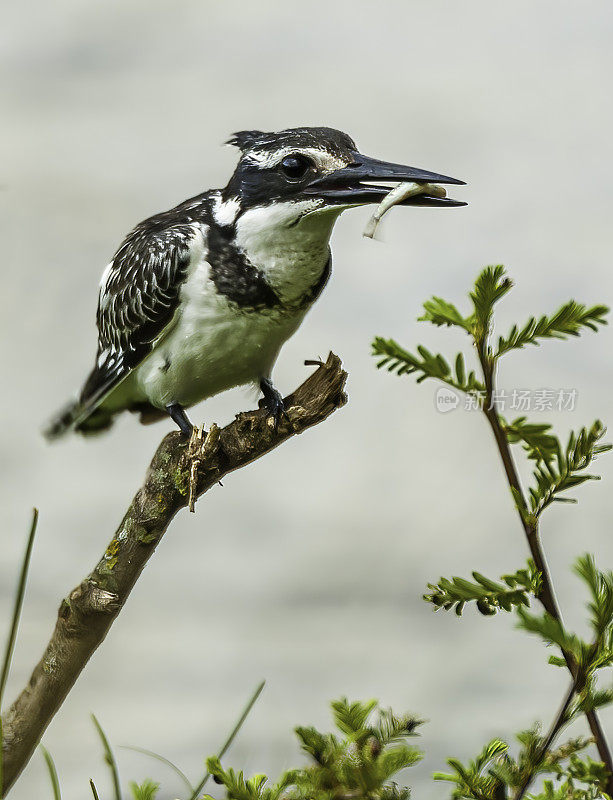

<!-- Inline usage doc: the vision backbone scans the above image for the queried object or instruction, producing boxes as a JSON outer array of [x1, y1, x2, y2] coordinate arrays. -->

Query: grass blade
[[90, 778, 101, 800], [0, 508, 39, 798], [92, 715, 121, 800], [121, 746, 193, 795], [40, 746, 61, 800], [189, 680, 265, 800]]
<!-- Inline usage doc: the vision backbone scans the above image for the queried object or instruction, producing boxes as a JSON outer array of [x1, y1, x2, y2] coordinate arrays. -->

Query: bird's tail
[[43, 398, 114, 441]]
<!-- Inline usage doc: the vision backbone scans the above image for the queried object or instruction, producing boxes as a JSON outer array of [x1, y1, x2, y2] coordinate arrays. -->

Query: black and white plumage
[[44, 126, 465, 439]]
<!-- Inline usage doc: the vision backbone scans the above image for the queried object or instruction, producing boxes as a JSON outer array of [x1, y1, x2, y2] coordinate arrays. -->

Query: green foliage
[[129, 779, 159, 800], [372, 338, 484, 393], [202, 699, 422, 800], [503, 417, 559, 465], [436, 732, 610, 800], [574, 555, 613, 645], [489, 731, 592, 793], [550, 752, 613, 798], [425, 561, 541, 616], [416, 269, 607, 363], [373, 265, 613, 798], [373, 261, 610, 528], [530, 777, 609, 800], [527, 423, 611, 517], [434, 738, 509, 799], [376, 707, 423, 745], [470, 265, 513, 337], [418, 296, 473, 332], [495, 301, 608, 358], [517, 555, 613, 719], [418, 266, 516, 344], [331, 697, 378, 735], [203, 759, 279, 800], [517, 608, 587, 666]]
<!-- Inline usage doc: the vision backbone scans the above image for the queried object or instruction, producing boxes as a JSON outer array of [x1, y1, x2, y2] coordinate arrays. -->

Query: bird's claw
[[264, 394, 290, 432], [259, 378, 291, 432]]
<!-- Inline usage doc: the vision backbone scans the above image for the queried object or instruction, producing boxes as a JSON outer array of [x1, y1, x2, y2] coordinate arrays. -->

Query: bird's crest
[[226, 130, 265, 152]]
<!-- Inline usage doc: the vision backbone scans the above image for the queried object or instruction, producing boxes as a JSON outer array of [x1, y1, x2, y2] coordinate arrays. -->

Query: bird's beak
[[304, 151, 466, 207]]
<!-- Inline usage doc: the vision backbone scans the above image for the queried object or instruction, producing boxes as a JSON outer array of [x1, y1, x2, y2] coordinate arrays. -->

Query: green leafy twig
[[503, 417, 559, 465], [496, 301, 608, 358], [470, 264, 513, 338], [528, 423, 612, 518], [437, 730, 605, 800], [425, 562, 541, 616], [372, 339, 484, 393], [518, 555, 613, 720], [434, 738, 509, 800], [418, 296, 473, 331], [372, 265, 613, 789], [575, 555, 613, 645]]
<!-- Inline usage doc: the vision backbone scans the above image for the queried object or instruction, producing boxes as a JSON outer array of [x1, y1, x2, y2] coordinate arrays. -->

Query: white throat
[[233, 200, 342, 304]]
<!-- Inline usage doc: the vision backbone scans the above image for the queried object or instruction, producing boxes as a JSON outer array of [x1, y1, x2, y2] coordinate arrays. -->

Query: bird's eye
[[280, 154, 312, 180]]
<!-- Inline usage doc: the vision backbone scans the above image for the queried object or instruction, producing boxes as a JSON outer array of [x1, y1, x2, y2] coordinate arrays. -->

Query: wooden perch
[[1, 353, 348, 795]]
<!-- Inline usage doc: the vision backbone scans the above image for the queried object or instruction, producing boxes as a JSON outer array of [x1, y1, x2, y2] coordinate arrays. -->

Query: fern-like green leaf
[[419, 296, 473, 332], [503, 417, 559, 465], [574, 554, 613, 641], [496, 301, 608, 358], [377, 746, 422, 780], [129, 779, 159, 800], [434, 739, 509, 800], [516, 608, 588, 668], [294, 726, 333, 766], [372, 338, 483, 393], [470, 265, 513, 335], [375, 709, 423, 745], [528, 422, 611, 516], [425, 562, 541, 616], [331, 698, 377, 736]]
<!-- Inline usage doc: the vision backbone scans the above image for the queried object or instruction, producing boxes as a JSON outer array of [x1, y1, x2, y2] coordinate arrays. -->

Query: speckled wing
[[79, 220, 199, 409]]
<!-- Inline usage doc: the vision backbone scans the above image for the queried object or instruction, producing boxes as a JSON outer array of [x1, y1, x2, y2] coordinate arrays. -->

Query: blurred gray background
[[2, 1, 612, 797]]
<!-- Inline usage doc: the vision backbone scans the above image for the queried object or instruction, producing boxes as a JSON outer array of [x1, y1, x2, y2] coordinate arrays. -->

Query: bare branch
[[0, 353, 348, 796]]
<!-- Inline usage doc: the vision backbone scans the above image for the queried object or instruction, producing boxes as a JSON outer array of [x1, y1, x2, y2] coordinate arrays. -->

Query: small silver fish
[[363, 182, 447, 239]]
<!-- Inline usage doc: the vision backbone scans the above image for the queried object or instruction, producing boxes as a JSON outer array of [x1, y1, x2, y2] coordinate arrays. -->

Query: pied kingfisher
[[44, 127, 465, 439]]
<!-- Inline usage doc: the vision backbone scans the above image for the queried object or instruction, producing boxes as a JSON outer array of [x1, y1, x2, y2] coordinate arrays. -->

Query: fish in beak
[[304, 151, 467, 207]]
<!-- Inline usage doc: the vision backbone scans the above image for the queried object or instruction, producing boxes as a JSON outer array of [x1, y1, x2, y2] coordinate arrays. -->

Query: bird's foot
[[166, 402, 196, 437], [259, 378, 290, 431]]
